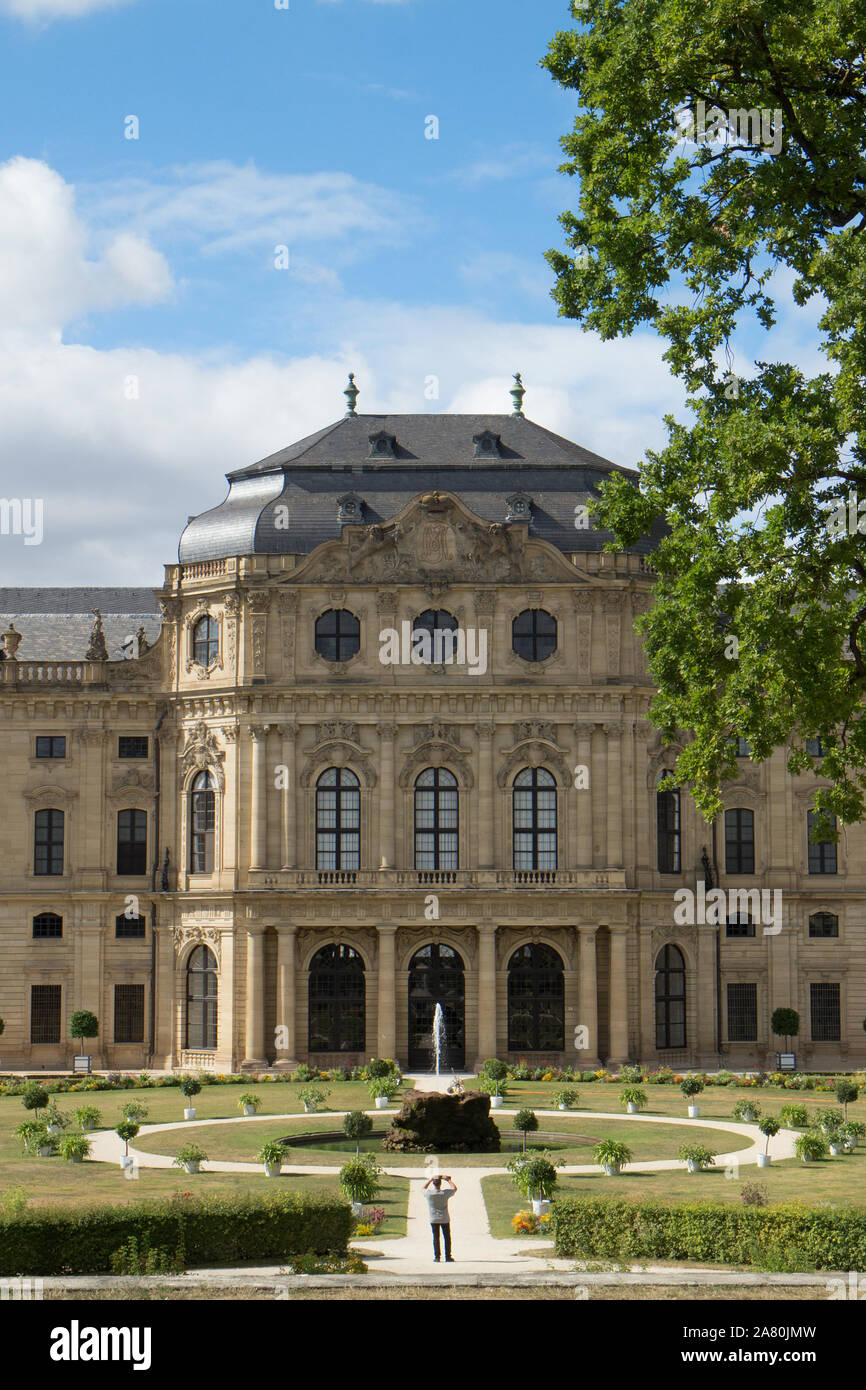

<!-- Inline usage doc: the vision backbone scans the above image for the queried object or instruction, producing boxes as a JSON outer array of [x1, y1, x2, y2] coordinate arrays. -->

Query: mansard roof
[[179, 412, 664, 563]]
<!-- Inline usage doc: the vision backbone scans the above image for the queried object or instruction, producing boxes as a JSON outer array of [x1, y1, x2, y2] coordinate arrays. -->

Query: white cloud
[[0, 0, 132, 18], [0, 158, 171, 334]]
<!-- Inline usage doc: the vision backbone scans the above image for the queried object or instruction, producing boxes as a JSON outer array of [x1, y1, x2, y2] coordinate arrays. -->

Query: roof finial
[[510, 371, 526, 418], [343, 371, 360, 417]]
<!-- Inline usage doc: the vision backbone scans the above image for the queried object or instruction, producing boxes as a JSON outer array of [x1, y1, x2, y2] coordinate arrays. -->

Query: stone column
[[573, 722, 594, 869], [607, 924, 631, 1065], [274, 923, 298, 1068], [604, 723, 623, 867], [377, 724, 397, 870], [242, 925, 268, 1068], [476, 724, 495, 869], [577, 925, 602, 1068], [249, 724, 268, 871], [475, 923, 497, 1066], [376, 925, 398, 1060], [280, 723, 298, 870]]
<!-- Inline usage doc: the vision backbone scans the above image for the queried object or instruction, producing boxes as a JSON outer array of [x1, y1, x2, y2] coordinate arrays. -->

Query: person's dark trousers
[[432, 1222, 452, 1261]]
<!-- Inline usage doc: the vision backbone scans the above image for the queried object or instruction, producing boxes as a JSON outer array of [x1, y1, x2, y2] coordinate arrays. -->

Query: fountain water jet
[[432, 1002, 445, 1076]]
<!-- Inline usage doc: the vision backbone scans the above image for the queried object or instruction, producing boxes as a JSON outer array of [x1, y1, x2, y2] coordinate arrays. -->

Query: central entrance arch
[[408, 942, 465, 1071]]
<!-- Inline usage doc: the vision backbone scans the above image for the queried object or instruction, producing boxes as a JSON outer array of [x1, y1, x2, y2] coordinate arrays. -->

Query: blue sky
[[0, 0, 822, 583]]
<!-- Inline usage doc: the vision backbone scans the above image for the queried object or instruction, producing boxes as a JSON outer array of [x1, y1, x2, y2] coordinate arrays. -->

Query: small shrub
[[678, 1144, 715, 1170], [732, 1099, 762, 1121], [620, 1086, 647, 1111], [343, 1111, 373, 1154], [21, 1084, 49, 1120], [339, 1155, 381, 1204], [680, 1076, 704, 1099], [480, 1058, 509, 1082], [58, 1133, 91, 1162], [619, 1065, 643, 1084], [74, 1106, 102, 1129], [120, 1101, 148, 1124], [592, 1138, 632, 1170], [740, 1183, 770, 1208], [238, 1093, 261, 1113], [180, 1077, 202, 1101], [299, 1086, 330, 1112], [512, 1209, 540, 1235], [794, 1131, 828, 1162], [172, 1144, 208, 1169], [110, 1235, 185, 1276], [551, 1088, 579, 1110], [779, 1103, 809, 1128], [0, 1186, 28, 1217]]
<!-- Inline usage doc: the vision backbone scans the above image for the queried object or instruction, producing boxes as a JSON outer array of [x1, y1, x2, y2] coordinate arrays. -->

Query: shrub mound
[[383, 1089, 500, 1153], [552, 1197, 866, 1271], [0, 1192, 353, 1276]]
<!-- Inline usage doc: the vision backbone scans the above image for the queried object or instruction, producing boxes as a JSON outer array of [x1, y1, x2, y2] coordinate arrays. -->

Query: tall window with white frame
[[513, 767, 557, 872], [316, 768, 360, 871], [414, 767, 458, 872]]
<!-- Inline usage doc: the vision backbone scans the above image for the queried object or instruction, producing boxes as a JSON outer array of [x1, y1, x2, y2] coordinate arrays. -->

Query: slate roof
[[0, 588, 161, 661], [180, 412, 663, 563]]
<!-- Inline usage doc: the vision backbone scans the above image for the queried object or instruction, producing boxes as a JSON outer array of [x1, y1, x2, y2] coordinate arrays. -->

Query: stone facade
[[1, 420, 863, 1075]]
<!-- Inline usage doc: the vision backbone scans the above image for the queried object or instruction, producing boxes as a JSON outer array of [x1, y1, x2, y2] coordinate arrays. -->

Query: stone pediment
[[285, 491, 592, 587]]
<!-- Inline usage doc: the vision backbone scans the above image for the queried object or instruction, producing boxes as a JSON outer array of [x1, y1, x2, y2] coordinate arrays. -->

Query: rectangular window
[[34, 809, 64, 876], [727, 983, 758, 1041], [30, 984, 61, 1044], [726, 915, 756, 938], [806, 738, 825, 757], [807, 811, 837, 875], [116, 913, 146, 939], [734, 738, 751, 758], [118, 736, 149, 759], [35, 736, 66, 759], [809, 912, 839, 938], [116, 809, 147, 875], [810, 982, 841, 1041], [33, 913, 62, 938], [114, 984, 145, 1044], [725, 808, 755, 875]]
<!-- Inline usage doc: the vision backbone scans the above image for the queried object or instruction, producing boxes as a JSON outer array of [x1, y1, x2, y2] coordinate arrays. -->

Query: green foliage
[[543, 0, 866, 831], [0, 1192, 352, 1275], [44, 1104, 70, 1131], [507, 1152, 561, 1201], [120, 1101, 148, 1123], [592, 1138, 632, 1168], [835, 1079, 859, 1116], [69, 1010, 99, 1040], [301, 1086, 330, 1111], [814, 1106, 845, 1131], [58, 1133, 91, 1162], [179, 1076, 202, 1100], [618, 1065, 643, 1085], [110, 1233, 185, 1276], [732, 1099, 761, 1121], [620, 1086, 648, 1109], [678, 1144, 716, 1169], [342, 1111, 374, 1153], [21, 1084, 48, 1118], [172, 1144, 208, 1168], [771, 1010, 801, 1042], [15, 1121, 45, 1151], [553, 1197, 866, 1271], [514, 1109, 538, 1132], [551, 1088, 579, 1109], [256, 1140, 288, 1166], [238, 1093, 261, 1111], [115, 1121, 139, 1154], [680, 1076, 704, 1099], [480, 1058, 509, 1082], [0, 1187, 28, 1218], [367, 1076, 399, 1101], [780, 1104, 810, 1128], [74, 1106, 102, 1129], [366, 1058, 393, 1079], [795, 1131, 829, 1161], [338, 1156, 381, 1204], [758, 1116, 782, 1148], [479, 1075, 506, 1098]]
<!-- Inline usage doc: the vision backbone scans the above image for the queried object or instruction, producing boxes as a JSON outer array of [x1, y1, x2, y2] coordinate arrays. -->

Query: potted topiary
[[21, 1083, 49, 1122], [678, 1143, 715, 1173], [835, 1079, 859, 1120], [172, 1143, 207, 1175], [592, 1138, 632, 1176], [794, 1131, 828, 1164], [257, 1139, 287, 1177], [339, 1155, 381, 1215], [551, 1088, 578, 1111], [75, 1105, 102, 1132], [507, 1151, 560, 1216], [120, 1101, 148, 1124], [757, 1115, 780, 1166], [514, 1109, 539, 1153], [69, 1009, 99, 1068], [479, 1075, 507, 1108], [343, 1110, 373, 1155], [367, 1078, 398, 1110], [732, 1099, 761, 1123], [300, 1085, 330, 1114], [44, 1104, 70, 1137], [180, 1076, 202, 1119], [779, 1103, 809, 1129], [681, 1075, 705, 1117], [115, 1120, 139, 1169], [238, 1093, 261, 1117], [620, 1086, 647, 1115], [59, 1133, 91, 1164]]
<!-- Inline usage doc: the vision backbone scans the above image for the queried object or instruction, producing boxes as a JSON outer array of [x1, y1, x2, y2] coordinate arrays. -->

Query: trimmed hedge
[[552, 1198, 866, 1271], [0, 1192, 354, 1276]]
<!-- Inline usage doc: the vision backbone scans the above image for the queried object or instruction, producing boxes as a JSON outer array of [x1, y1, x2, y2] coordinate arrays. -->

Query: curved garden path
[[86, 1105, 798, 1277]]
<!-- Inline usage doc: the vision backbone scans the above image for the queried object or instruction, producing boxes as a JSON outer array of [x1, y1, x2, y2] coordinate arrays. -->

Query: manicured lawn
[[131, 1114, 741, 1167], [482, 1146, 866, 1237]]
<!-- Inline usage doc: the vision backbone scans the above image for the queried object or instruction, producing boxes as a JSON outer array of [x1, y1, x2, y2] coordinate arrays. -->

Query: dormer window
[[368, 431, 397, 459], [473, 430, 502, 459], [337, 493, 364, 526], [505, 491, 532, 523]]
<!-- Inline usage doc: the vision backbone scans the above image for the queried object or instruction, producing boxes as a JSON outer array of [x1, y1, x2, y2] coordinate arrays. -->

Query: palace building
[[1, 379, 863, 1075]]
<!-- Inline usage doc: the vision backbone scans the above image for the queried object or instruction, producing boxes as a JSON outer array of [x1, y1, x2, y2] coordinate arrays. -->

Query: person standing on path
[[423, 1174, 457, 1262]]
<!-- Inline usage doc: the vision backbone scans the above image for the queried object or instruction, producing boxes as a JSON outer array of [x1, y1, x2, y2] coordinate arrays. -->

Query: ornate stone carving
[[246, 590, 272, 615], [107, 767, 155, 801], [413, 723, 466, 749], [514, 720, 556, 743], [496, 743, 570, 787], [172, 924, 222, 962], [180, 720, 226, 790]]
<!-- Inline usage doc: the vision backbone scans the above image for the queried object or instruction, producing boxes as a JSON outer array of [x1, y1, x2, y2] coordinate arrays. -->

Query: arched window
[[34, 808, 64, 876], [193, 615, 219, 667], [186, 944, 218, 1049], [512, 608, 557, 662], [414, 768, 458, 870], [117, 808, 147, 875], [33, 912, 62, 939], [513, 768, 557, 871], [314, 608, 360, 663], [308, 945, 365, 1053], [809, 911, 839, 938], [656, 771, 680, 873], [507, 944, 564, 1051], [190, 771, 215, 874], [412, 610, 459, 664], [655, 944, 686, 1049], [725, 808, 754, 874], [408, 943, 465, 1070], [316, 768, 360, 870]]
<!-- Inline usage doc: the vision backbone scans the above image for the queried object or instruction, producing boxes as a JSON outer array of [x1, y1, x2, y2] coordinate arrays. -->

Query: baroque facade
[[1, 395, 863, 1074]]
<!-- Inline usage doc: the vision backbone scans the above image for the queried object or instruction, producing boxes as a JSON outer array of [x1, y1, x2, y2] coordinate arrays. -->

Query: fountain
[[432, 1002, 445, 1076]]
